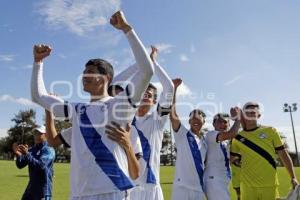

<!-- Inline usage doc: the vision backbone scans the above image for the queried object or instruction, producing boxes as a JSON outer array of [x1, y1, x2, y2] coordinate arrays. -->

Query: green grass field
[[0, 160, 298, 200]]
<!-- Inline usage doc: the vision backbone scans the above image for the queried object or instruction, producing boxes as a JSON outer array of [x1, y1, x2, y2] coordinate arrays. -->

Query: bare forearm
[[279, 150, 297, 179], [218, 120, 241, 141], [45, 110, 62, 147], [124, 146, 140, 180]]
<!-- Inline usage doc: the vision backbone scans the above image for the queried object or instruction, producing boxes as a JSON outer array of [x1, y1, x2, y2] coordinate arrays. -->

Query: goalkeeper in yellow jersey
[[230, 102, 298, 200]]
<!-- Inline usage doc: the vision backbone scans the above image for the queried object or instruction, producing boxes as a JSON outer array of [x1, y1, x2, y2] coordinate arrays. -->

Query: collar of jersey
[[243, 125, 261, 132]]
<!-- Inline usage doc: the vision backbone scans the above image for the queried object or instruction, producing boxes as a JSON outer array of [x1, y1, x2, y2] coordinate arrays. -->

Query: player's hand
[[105, 122, 132, 150], [150, 46, 158, 62], [18, 144, 29, 155], [110, 11, 132, 33], [12, 143, 22, 157], [230, 107, 242, 121], [172, 78, 182, 89], [291, 178, 299, 189], [33, 44, 52, 63]]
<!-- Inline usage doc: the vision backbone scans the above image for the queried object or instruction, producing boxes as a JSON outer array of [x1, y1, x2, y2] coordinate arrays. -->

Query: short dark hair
[[213, 113, 230, 123], [85, 59, 114, 85], [147, 83, 158, 100], [189, 109, 206, 118], [108, 84, 124, 96]]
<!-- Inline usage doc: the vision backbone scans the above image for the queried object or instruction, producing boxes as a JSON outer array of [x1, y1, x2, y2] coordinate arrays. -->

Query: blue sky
[[0, 0, 300, 151]]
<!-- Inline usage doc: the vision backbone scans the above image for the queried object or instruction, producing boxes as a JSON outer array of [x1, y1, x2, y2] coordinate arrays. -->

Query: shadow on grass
[[16, 175, 29, 178], [161, 182, 173, 185]]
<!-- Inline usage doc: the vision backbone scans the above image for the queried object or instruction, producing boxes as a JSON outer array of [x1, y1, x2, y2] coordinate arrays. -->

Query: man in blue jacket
[[12, 125, 55, 200]]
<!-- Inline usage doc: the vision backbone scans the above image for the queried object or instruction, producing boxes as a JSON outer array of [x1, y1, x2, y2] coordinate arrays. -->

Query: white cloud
[[177, 82, 194, 97], [0, 128, 8, 138], [36, 0, 121, 36], [0, 95, 37, 107], [179, 54, 189, 62], [0, 54, 15, 62], [224, 75, 243, 86], [9, 64, 33, 70]]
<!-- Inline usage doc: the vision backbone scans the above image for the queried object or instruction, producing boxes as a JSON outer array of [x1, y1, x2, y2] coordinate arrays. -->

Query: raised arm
[[151, 46, 174, 109], [110, 11, 154, 106], [31, 45, 68, 118], [170, 78, 182, 132], [111, 63, 138, 85], [217, 107, 241, 142]]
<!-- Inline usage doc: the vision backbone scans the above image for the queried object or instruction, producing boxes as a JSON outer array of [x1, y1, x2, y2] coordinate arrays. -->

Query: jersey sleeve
[[31, 62, 73, 120], [154, 60, 174, 109], [124, 29, 154, 106], [271, 127, 285, 150], [26, 147, 55, 170], [111, 63, 138, 85], [173, 124, 189, 143]]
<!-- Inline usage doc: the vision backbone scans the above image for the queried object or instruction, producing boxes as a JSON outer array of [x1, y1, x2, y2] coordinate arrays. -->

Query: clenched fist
[[150, 46, 158, 62], [230, 107, 242, 121], [33, 44, 52, 63], [172, 78, 182, 89], [12, 143, 22, 157], [110, 11, 132, 33]]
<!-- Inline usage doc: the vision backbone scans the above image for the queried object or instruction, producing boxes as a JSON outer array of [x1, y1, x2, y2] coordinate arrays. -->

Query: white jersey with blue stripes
[[61, 95, 142, 198], [132, 111, 168, 185], [204, 130, 231, 179], [173, 125, 207, 192]]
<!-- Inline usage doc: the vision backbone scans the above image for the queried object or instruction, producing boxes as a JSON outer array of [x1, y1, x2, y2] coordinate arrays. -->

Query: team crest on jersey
[[79, 105, 86, 114], [259, 133, 267, 139]]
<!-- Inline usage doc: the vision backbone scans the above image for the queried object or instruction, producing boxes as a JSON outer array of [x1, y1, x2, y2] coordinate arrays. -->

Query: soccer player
[[170, 78, 207, 200], [111, 46, 174, 200], [204, 110, 241, 200], [12, 126, 55, 200], [230, 102, 299, 200], [31, 11, 154, 200]]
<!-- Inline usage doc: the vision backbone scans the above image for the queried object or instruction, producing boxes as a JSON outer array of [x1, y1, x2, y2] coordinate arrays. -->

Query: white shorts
[[130, 184, 164, 200], [204, 176, 230, 200], [71, 191, 129, 200], [172, 184, 206, 200]]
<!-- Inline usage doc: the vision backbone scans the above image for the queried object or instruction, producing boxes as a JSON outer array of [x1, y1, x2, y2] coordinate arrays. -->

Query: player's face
[[189, 114, 205, 132], [213, 118, 230, 131], [243, 106, 260, 123], [82, 65, 106, 93], [34, 132, 44, 144], [141, 88, 156, 106]]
